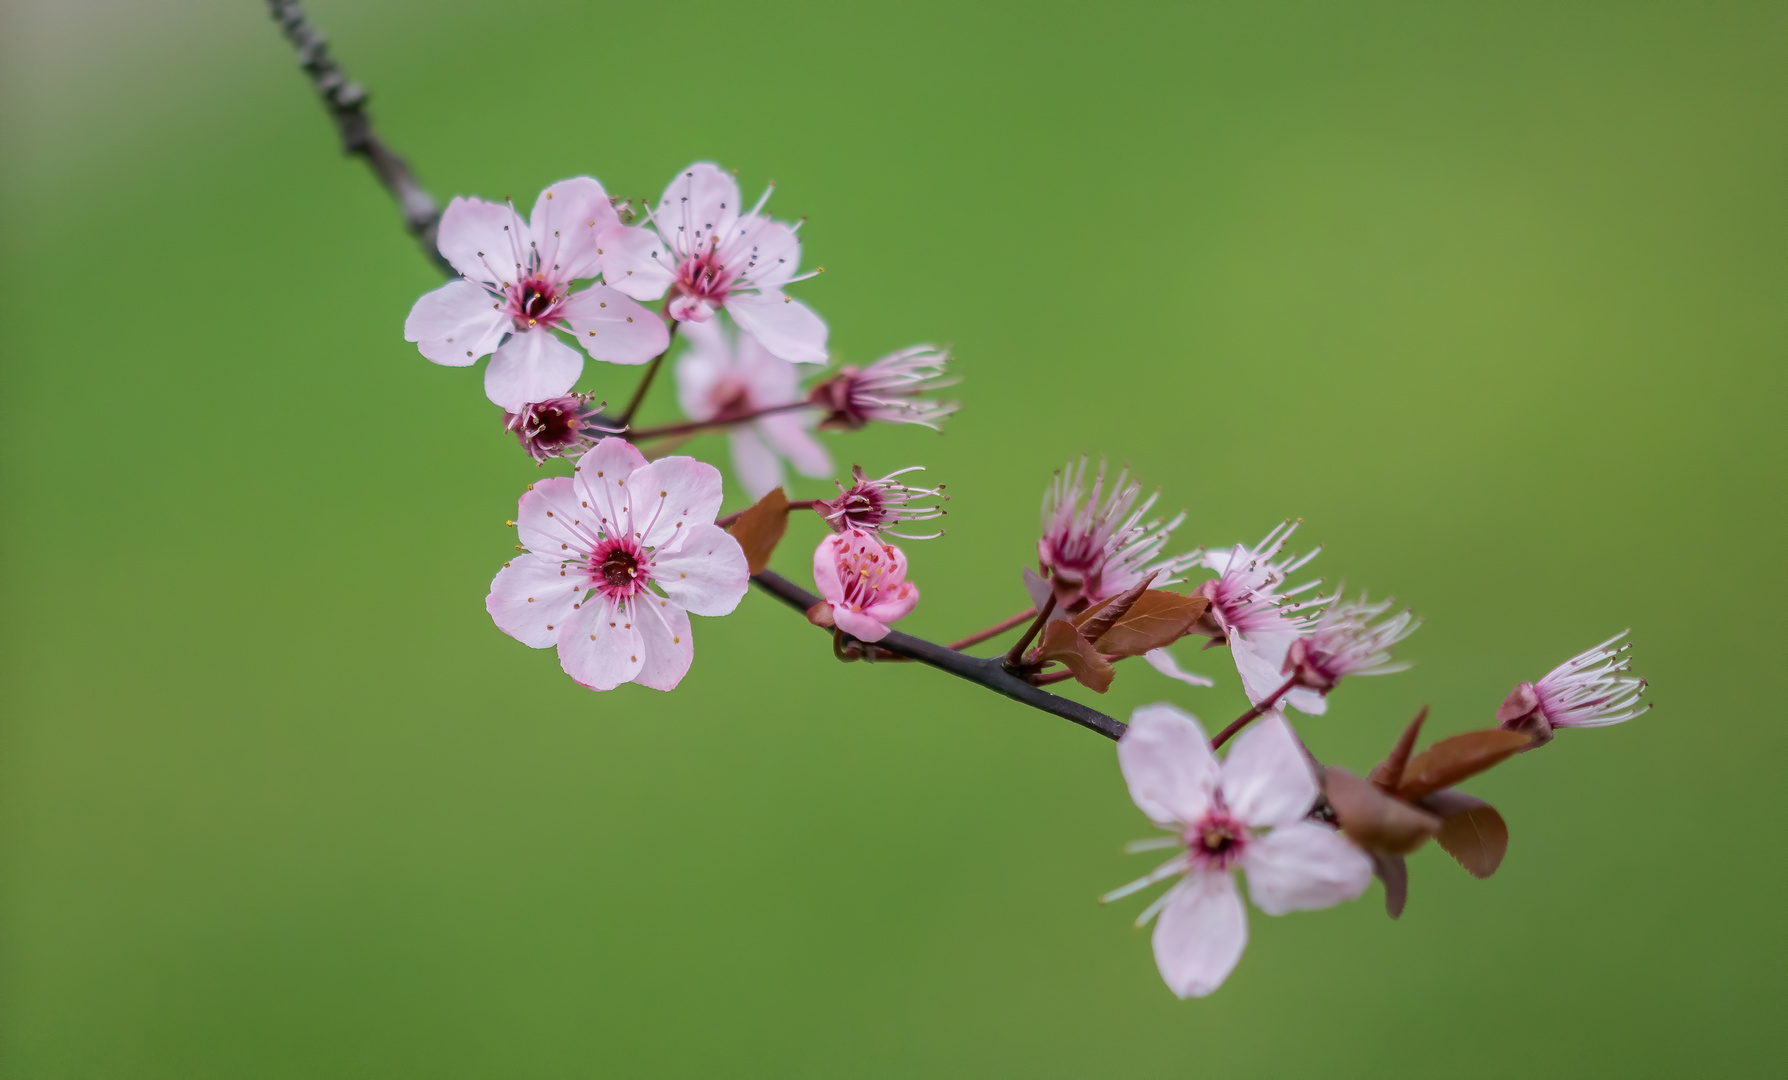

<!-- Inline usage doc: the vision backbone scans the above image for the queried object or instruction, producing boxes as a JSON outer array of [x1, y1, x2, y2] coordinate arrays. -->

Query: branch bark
[[750, 572, 1127, 741]]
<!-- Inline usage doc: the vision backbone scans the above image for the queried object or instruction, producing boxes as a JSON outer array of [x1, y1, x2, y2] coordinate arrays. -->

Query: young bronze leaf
[[1072, 572, 1155, 644], [1371, 852, 1409, 920], [1093, 591, 1210, 658], [727, 487, 790, 574], [1323, 767, 1441, 855], [1421, 789, 1510, 879], [1367, 705, 1428, 791], [1395, 729, 1533, 801], [1037, 619, 1115, 693]]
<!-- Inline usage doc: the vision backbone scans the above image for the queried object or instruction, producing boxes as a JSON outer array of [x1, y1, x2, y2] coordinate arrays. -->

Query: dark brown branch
[[267, 0, 452, 277], [750, 572, 1127, 741]]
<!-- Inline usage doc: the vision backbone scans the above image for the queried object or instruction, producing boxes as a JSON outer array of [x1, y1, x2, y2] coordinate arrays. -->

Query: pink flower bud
[[813, 466, 947, 539], [502, 393, 619, 463], [808, 346, 959, 431]]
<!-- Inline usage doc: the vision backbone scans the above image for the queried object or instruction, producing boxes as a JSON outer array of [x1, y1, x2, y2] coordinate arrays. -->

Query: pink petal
[[624, 456, 726, 550], [558, 595, 643, 691], [727, 291, 828, 364], [737, 329, 801, 399], [437, 195, 523, 285], [515, 476, 595, 558], [596, 225, 675, 301], [630, 593, 694, 691], [1219, 714, 1318, 829], [863, 580, 919, 626], [672, 322, 729, 420], [403, 280, 509, 367], [723, 217, 801, 290], [1229, 631, 1297, 708], [813, 534, 847, 605], [833, 607, 892, 642], [1241, 821, 1373, 915], [654, 163, 741, 258], [486, 554, 586, 648], [757, 414, 833, 480], [727, 427, 786, 500], [572, 438, 650, 534], [651, 523, 749, 617], [1117, 703, 1217, 826], [529, 176, 618, 282], [561, 287, 670, 366], [1142, 647, 1216, 688], [1151, 871, 1248, 999], [484, 327, 582, 410]]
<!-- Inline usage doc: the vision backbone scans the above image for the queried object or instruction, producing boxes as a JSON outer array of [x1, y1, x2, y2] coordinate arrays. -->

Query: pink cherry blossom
[[1497, 631, 1650, 747], [598, 163, 828, 363], [404, 177, 670, 410], [813, 465, 946, 539], [502, 392, 619, 464], [1285, 592, 1419, 694], [486, 437, 748, 692], [674, 316, 832, 499], [1106, 704, 1372, 999], [1036, 458, 1199, 611], [810, 529, 920, 642], [1194, 521, 1332, 716], [809, 346, 959, 431]]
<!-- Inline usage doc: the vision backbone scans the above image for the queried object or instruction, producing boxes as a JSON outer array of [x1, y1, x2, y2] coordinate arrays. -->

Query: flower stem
[[625, 400, 813, 442], [1209, 676, 1299, 750], [1004, 594, 1057, 669], [615, 332, 674, 429], [713, 500, 819, 530], [947, 607, 1038, 651]]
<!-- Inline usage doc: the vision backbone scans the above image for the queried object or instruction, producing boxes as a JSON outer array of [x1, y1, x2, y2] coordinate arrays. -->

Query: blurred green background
[[3, 0, 1783, 1075]]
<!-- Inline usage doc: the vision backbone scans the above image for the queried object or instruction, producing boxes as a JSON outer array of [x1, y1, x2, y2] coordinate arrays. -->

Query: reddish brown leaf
[[1071, 573, 1155, 644], [1421, 789, 1509, 879], [1324, 767, 1441, 855], [727, 487, 789, 574], [1395, 729, 1532, 801], [1092, 591, 1209, 658], [1038, 620, 1115, 693], [1367, 706, 1428, 791], [1371, 852, 1409, 919]]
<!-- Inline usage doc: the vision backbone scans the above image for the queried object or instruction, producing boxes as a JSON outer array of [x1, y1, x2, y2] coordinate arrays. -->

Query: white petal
[[558, 595, 643, 691], [529, 176, 619, 281], [515, 476, 595, 559], [727, 291, 828, 364], [1117, 703, 1217, 826], [1242, 821, 1373, 915], [653, 524, 750, 617], [561, 286, 670, 366], [757, 414, 833, 480], [486, 554, 585, 648], [403, 280, 509, 367], [1151, 872, 1248, 999], [436, 195, 523, 285], [484, 328, 582, 410], [1143, 647, 1216, 688], [722, 216, 802, 290], [728, 427, 785, 500], [1220, 714, 1318, 828], [625, 456, 726, 550], [654, 163, 741, 258], [630, 593, 694, 691], [571, 437, 650, 539], [737, 328, 801, 400], [1230, 630, 1298, 709], [596, 224, 675, 301]]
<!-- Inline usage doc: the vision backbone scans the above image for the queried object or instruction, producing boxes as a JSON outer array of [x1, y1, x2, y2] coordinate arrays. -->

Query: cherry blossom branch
[[614, 347, 671, 429], [714, 501, 819, 529], [946, 607, 1038, 650], [1208, 675, 1298, 750], [1004, 595, 1057, 669], [749, 572, 1127, 740], [266, 0, 452, 279], [624, 401, 813, 442]]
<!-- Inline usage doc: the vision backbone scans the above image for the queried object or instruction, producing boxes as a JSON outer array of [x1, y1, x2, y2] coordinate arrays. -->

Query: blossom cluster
[[397, 166, 1650, 1002]]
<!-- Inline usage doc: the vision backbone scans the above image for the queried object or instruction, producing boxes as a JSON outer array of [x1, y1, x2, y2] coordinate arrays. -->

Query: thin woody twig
[[625, 400, 813, 442], [749, 572, 1127, 741], [947, 607, 1038, 651], [266, 0, 452, 278]]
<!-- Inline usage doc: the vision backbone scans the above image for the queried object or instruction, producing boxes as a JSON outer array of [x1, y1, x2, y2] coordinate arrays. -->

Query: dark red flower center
[[601, 548, 640, 589], [514, 275, 561, 322]]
